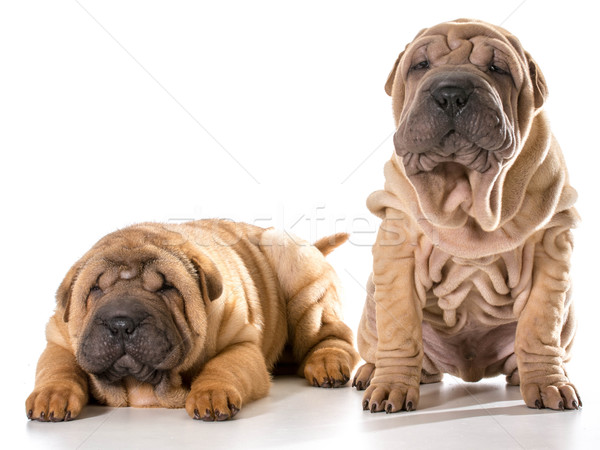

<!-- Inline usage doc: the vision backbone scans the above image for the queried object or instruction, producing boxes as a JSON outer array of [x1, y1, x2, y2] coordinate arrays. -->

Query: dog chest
[[417, 239, 536, 333]]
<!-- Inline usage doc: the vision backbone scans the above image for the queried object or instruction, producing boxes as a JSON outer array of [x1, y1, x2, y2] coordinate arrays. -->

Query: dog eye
[[159, 282, 176, 293], [411, 60, 430, 71], [489, 64, 509, 75], [89, 285, 102, 295]]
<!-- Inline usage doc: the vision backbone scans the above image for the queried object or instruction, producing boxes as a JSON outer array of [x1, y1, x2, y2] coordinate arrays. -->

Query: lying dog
[[26, 220, 359, 421], [353, 19, 581, 412]]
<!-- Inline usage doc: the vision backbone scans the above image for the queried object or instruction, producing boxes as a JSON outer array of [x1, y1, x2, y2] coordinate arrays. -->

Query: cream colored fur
[[354, 19, 581, 413]]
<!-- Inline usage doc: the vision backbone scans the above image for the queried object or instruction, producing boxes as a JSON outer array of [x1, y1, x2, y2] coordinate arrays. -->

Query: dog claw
[[199, 408, 214, 422], [214, 410, 229, 421], [534, 399, 542, 409], [312, 376, 347, 388]]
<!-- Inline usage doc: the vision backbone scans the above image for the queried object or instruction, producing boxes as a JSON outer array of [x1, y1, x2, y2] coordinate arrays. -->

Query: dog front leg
[[185, 342, 270, 421], [515, 227, 581, 410], [26, 342, 89, 421], [362, 211, 423, 413]]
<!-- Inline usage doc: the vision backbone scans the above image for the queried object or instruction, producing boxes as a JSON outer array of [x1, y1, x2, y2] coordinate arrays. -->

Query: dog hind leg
[[259, 229, 359, 387]]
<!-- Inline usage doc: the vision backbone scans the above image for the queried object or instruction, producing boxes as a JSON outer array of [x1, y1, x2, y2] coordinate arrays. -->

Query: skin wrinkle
[[355, 19, 580, 413], [397, 58, 515, 178], [27, 220, 359, 421]]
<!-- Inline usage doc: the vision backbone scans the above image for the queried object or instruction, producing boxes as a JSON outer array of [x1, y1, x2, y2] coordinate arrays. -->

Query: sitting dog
[[26, 219, 358, 421], [353, 19, 581, 413]]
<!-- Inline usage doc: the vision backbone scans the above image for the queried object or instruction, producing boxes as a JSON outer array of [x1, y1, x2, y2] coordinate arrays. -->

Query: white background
[[1, 0, 599, 444]]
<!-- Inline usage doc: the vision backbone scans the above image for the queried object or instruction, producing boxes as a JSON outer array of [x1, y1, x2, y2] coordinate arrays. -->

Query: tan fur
[[354, 19, 581, 413], [26, 219, 358, 421]]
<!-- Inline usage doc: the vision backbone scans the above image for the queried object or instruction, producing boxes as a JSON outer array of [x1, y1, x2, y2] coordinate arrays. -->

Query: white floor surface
[[11, 371, 599, 450]]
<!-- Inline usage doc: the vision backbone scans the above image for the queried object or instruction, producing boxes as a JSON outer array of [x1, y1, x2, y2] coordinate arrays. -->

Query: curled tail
[[313, 233, 350, 256]]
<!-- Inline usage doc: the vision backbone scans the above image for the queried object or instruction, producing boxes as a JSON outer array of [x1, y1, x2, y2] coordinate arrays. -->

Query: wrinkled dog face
[[386, 20, 546, 229], [76, 259, 187, 385], [394, 27, 519, 175], [61, 229, 209, 387]]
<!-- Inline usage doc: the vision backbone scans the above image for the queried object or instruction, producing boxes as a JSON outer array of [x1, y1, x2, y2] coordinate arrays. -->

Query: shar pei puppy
[[353, 19, 581, 412], [26, 219, 359, 421]]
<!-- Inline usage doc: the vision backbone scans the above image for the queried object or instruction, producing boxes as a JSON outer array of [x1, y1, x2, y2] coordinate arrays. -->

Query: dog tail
[[313, 233, 350, 256]]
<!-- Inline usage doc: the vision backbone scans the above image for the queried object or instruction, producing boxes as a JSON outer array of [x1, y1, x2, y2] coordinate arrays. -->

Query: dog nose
[[432, 85, 472, 114], [95, 297, 149, 339], [106, 316, 137, 336]]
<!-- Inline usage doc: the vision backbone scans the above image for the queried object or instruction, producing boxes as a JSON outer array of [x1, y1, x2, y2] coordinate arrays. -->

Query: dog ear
[[385, 26, 428, 96], [384, 49, 405, 96], [56, 261, 82, 323], [526, 51, 548, 109], [189, 252, 223, 304]]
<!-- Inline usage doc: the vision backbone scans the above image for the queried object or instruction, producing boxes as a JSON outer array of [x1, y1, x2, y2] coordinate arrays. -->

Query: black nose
[[432, 85, 472, 114], [95, 298, 149, 338], [105, 316, 137, 336]]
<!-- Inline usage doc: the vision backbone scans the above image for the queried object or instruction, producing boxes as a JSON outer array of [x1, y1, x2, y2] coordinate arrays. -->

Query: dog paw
[[362, 382, 420, 414], [26, 384, 86, 422], [521, 381, 582, 410], [505, 368, 520, 386], [303, 347, 353, 388], [185, 383, 242, 421], [352, 363, 375, 390]]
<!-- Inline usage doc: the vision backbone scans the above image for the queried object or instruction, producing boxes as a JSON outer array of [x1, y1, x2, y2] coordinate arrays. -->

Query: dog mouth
[[77, 302, 186, 385], [97, 354, 165, 385], [399, 130, 495, 176], [80, 324, 177, 385]]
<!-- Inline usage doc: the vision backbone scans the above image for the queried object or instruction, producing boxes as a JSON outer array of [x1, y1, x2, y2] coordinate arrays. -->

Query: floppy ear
[[384, 50, 404, 96], [189, 252, 223, 304], [56, 261, 82, 323], [385, 26, 428, 96], [526, 51, 548, 109]]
